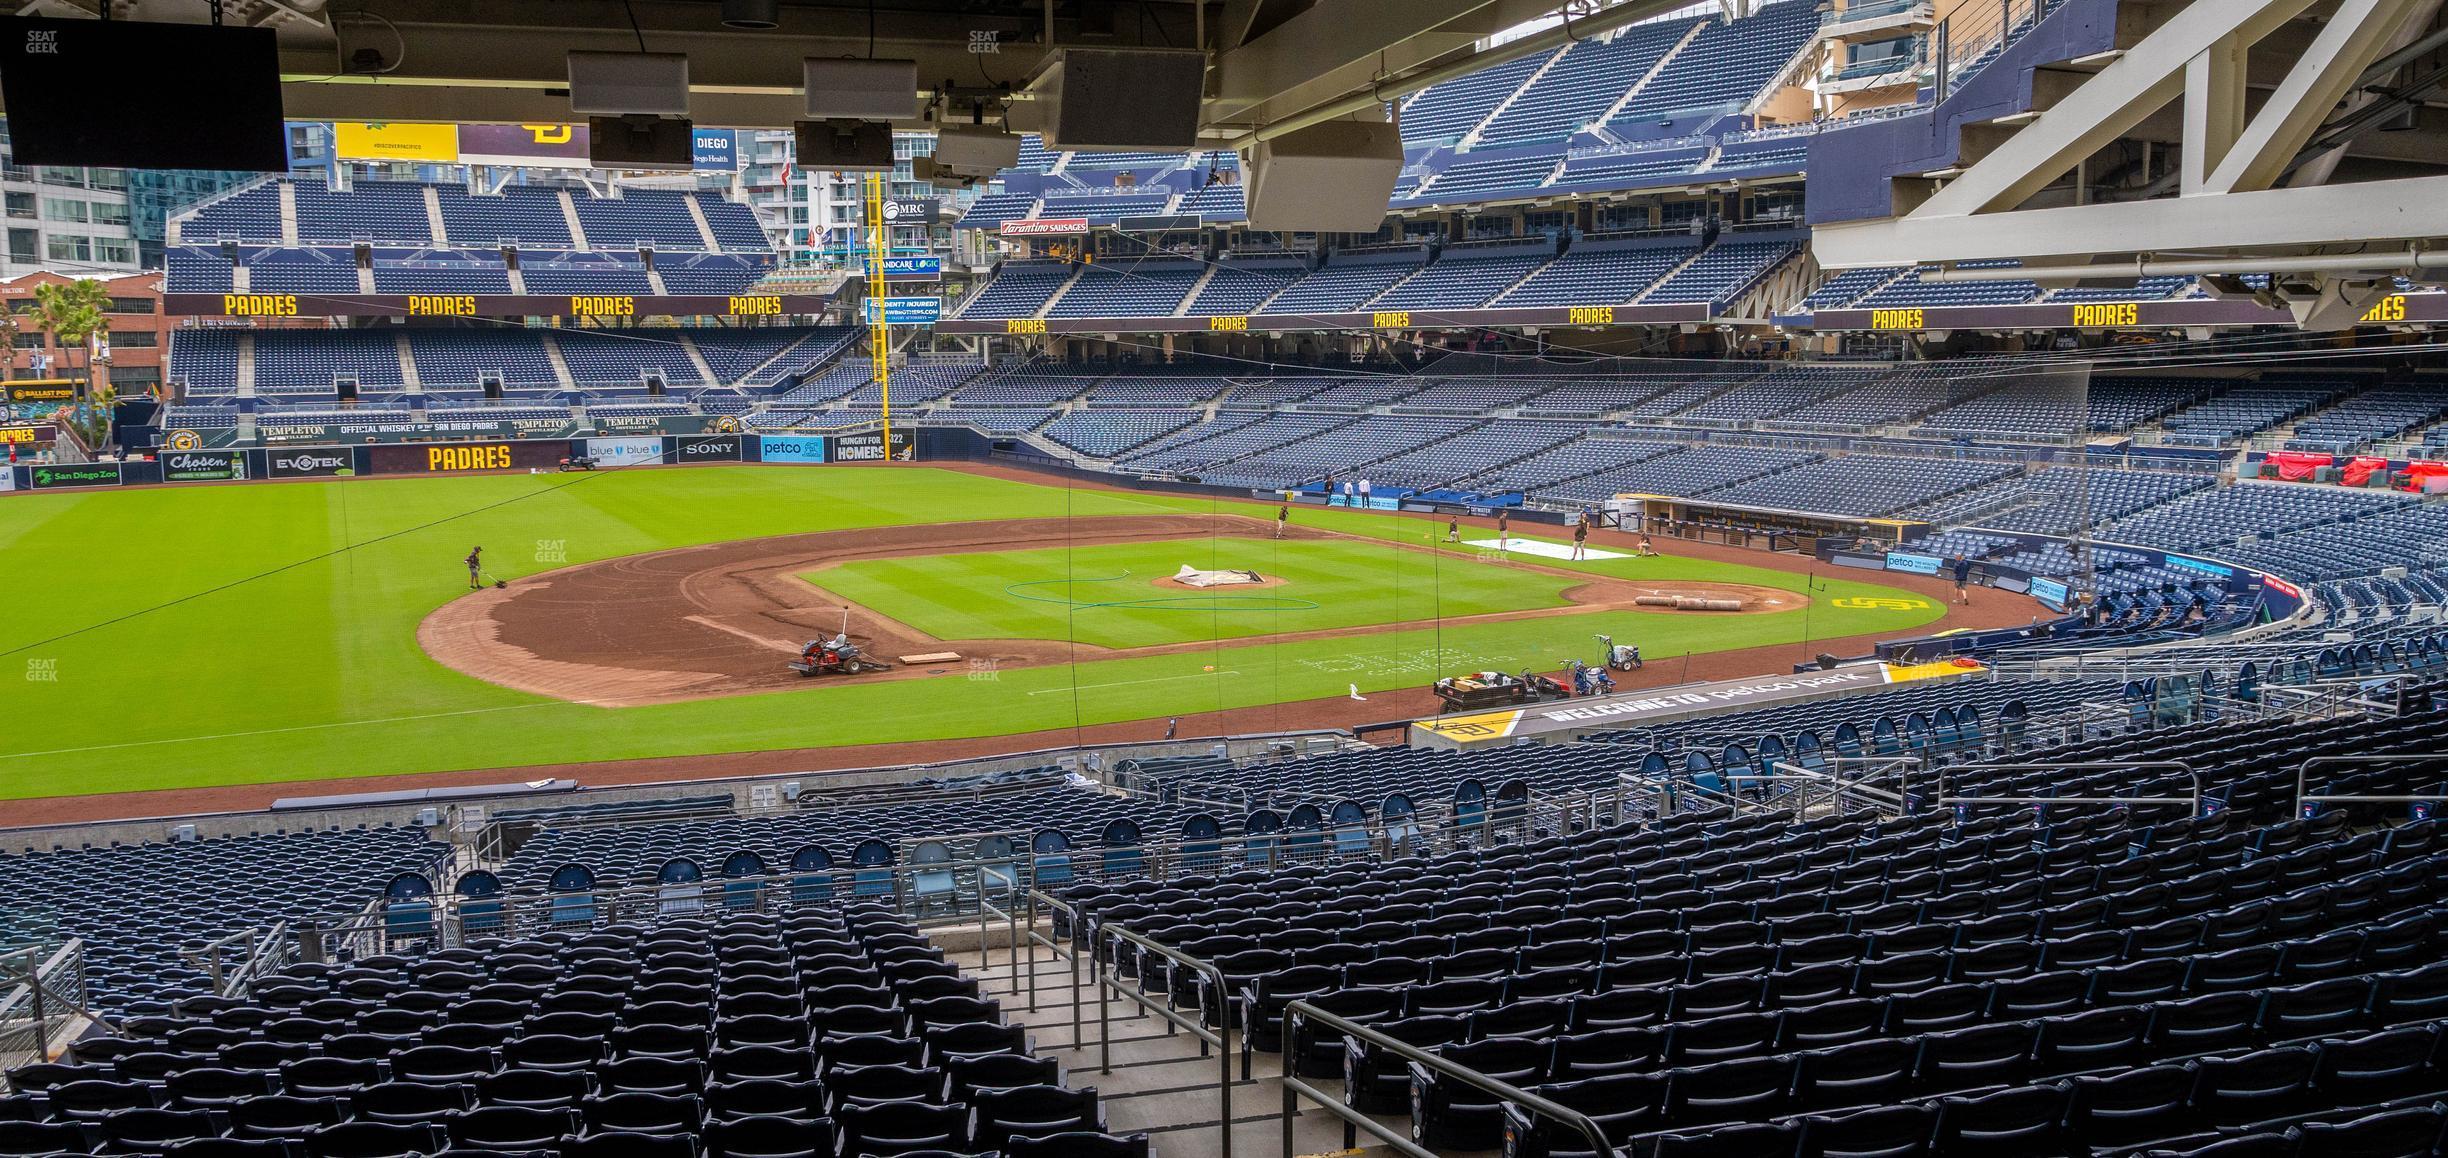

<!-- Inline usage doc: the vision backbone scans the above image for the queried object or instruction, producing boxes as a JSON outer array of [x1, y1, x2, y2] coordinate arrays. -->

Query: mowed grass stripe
[[812, 537, 1580, 650]]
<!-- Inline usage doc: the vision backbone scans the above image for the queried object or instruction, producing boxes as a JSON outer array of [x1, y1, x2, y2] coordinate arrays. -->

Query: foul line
[[0, 698, 611, 763], [1026, 670, 1242, 696]]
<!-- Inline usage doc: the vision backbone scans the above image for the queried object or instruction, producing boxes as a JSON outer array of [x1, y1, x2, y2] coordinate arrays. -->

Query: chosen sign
[[161, 450, 246, 482]]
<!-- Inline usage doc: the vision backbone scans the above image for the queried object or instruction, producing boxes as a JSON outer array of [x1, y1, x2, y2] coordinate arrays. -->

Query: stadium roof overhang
[[13, 0, 1591, 144], [1810, 0, 2448, 331]]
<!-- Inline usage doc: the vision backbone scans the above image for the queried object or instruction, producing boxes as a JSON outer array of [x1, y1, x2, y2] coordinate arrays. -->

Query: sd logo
[[163, 429, 204, 451], [1833, 596, 1931, 611]]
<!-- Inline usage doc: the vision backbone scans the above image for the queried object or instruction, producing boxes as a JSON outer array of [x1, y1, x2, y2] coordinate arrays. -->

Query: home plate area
[[1463, 537, 1629, 561]]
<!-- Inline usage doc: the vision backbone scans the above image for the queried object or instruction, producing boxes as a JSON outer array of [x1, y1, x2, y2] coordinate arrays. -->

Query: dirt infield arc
[[418, 513, 1803, 707]]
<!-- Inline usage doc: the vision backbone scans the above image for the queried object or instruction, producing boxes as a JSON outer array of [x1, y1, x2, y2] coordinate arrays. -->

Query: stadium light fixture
[[722, 0, 780, 29]]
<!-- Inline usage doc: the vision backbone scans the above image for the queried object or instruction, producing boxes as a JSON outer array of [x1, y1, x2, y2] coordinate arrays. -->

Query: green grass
[[811, 537, 1578, 649], [0, 465, 1948, 800]]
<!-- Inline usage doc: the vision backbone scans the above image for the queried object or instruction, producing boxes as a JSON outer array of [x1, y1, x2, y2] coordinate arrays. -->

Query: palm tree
[[31, 278, 110, 382], [30, 278, 112, 447]]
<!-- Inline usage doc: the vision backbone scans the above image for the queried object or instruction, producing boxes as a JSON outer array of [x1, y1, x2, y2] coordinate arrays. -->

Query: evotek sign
[[267, 446, 354, 478]]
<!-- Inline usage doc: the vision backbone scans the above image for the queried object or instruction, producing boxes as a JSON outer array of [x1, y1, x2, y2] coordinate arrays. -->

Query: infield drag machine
[[788, 610, 894, 678]]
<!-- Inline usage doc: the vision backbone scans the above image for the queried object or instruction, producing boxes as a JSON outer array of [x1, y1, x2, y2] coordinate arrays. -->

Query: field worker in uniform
[[1446, 514, 1460, 543], [465, 546, 484, 589], [1496, 509, 1510, 551], [1275, 502, 1289, 539], [1953, 555, 1976, 605], [1571, 516, 1590, 561]]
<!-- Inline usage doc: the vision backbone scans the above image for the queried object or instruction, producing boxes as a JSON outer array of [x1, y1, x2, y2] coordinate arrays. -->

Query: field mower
[[558, 454, 599, 472]]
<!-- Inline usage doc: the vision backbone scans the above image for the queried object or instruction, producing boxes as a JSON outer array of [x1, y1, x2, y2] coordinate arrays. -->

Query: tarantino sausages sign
[[368, 441, 571, 474]]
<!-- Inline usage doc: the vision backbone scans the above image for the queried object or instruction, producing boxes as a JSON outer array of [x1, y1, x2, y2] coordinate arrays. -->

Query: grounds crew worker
[[466, 546, 484, 590], [1275, 502, 1289, 539]]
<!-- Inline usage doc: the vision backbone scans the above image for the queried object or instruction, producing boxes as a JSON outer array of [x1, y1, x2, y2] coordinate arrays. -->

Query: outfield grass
[[811, 537, 1579, 649], [0, 466, 1948, 800]]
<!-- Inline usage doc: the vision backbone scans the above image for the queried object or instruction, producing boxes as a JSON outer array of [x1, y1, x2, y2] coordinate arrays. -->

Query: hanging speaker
[[1245, 117, 1403, 233], [795, 119, 895, 172], [1032, 47, 1204, 150]]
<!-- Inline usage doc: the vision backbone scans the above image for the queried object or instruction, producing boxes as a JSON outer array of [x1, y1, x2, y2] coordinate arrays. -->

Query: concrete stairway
[[949, 920, 1408, 1158]]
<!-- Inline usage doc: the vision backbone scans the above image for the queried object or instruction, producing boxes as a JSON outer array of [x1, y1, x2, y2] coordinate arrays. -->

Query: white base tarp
[[1173, 564, 1265, 587], [1460, 538, 1627, 561]]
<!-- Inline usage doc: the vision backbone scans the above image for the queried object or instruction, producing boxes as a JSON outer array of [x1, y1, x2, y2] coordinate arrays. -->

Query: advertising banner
[[459, 123, 591, 169], [267, 445, 355, 479], [584, 435, 667, 466], [29, 462, 122, 489], [0, 466, 12, 492], [4, 379, 76, 403], [1884, 552, 1943, 576], [875, 256, 943, 281], [334, 121, 461, 163], [862, 296, 942, 325], [160, 449, 246, 482], [2164, 554, 2234, 579], [368, 442, 569, 475], [0, 424, 58, 444], [259, 416, 519, 441], [2030, 576, 2071, 611], [673, 434, 743, 462], [881, 198, 939, 226], [690, 127, 739, 170], [757, 434, 827, 464], [1000, 217, 1089, 237], [832, 429, 914, 463]]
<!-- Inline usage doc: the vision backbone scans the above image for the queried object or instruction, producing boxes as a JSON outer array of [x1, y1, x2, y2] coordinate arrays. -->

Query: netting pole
[[866, 172, 892, 461]]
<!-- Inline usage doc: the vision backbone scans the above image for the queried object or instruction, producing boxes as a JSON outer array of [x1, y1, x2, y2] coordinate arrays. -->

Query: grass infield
[[0, 465, 1946, 799]]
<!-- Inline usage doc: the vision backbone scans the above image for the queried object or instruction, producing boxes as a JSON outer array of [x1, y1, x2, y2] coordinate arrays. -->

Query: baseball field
[[0, 463, 1963, 804]]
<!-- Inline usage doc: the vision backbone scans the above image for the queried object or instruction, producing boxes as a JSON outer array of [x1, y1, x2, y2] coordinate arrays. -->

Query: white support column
[[2179, 33, 2244, 195], [2200, 0, 2426, 195]]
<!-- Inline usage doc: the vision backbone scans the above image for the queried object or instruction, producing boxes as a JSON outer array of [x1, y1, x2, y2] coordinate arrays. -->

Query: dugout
[[1608, 494, 1929, 554]]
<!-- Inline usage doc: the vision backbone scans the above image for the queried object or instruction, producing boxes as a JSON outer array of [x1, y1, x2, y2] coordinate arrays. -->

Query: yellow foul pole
[[865, 171, 892, 460]]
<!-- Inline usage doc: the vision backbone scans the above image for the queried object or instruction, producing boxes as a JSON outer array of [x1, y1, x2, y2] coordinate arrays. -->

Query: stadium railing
[[1279, 999, 1621, 1158], [0, 939, 103, 1075]]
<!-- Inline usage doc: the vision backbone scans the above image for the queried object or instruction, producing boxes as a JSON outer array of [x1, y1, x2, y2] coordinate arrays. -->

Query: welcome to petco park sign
[[1412, 666, 1979, 749]]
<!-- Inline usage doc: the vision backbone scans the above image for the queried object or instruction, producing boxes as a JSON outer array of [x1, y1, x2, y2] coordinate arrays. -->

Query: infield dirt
[[420, 513, 1801, 707]]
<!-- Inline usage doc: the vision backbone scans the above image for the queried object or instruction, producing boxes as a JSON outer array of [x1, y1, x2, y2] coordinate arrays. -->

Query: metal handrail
[[1098, 926, 1235, 1158], [1278, 999, 1619, 1158], [1022, 889, 1085, 1050], [2294, 753, 2448, 815], [1937, 760, 2205, 815]]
